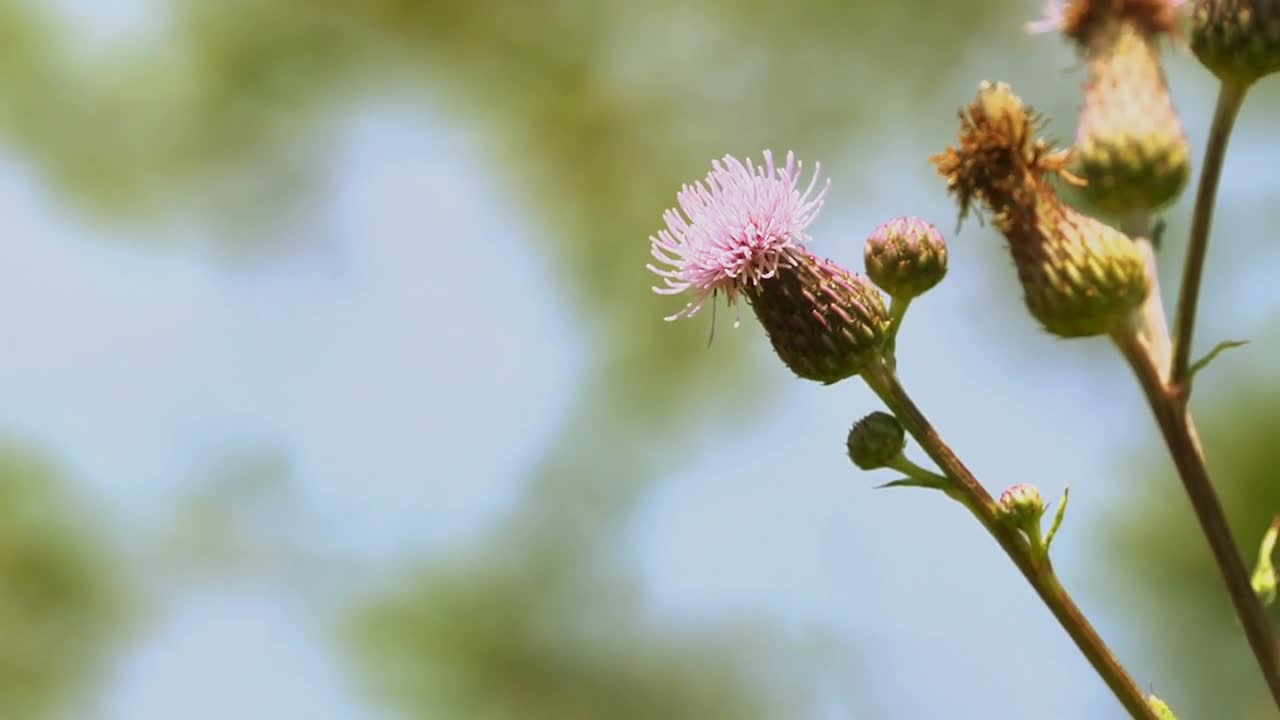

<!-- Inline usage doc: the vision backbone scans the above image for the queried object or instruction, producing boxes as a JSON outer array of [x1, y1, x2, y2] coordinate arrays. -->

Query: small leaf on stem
[[1044, 484, 1071, 554], [874, 477, 947, 492], [1187, 339, 1248, 384]]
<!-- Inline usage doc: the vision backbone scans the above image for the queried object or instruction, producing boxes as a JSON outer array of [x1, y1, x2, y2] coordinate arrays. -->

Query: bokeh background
[[2, 1, 1279, 718]]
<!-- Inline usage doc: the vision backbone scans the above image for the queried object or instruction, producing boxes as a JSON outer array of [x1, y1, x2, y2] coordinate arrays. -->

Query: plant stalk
[[861, 358, 1157, 720], [1113, 330, 1280, 708], [1170, 80, 1249, 391]]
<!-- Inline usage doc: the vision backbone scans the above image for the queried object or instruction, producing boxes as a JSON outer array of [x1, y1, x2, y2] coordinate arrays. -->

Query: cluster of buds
[[642, 3, 1274, 716], [1032, 0, 1191, 217], [932, 82, 1150, 338]]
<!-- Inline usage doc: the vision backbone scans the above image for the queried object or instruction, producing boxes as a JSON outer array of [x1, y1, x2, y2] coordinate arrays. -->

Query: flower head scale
[[648, 150, 830, 323]]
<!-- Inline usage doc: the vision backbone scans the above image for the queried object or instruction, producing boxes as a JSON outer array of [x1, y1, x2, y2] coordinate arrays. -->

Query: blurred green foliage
[[347, 553, 850, 720], [0, 441, 123, 719], [0, 0, 1026, 714]]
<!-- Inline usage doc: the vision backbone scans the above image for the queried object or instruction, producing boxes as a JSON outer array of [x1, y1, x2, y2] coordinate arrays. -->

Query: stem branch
[[862, 358, 1156, 720], [1170, 80, 1249, 390]]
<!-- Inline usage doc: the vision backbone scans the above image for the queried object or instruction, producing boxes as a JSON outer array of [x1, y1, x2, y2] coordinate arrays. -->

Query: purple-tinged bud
[[746, 249, 891, 384], [997, 483, 1046, 533], [846, 411, 906, 470], [864, 217, 949, 300]]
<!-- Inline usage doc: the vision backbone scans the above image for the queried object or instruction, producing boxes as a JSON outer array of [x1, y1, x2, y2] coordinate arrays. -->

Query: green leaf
[[1187, 339, 1248, 384], [874, 477, 946, 492], [1043, 484, 1070, 554]]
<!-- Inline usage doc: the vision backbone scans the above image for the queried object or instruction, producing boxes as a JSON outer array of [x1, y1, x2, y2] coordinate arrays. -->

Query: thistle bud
[[746, 249, 891, 384], [1192, 0, 1280, 86], [864, 217, 949, 300], [997, 483, 1046, 533], [846, 411, 906, 470], [932, 82, 1151, 338], [1036, 0, 1190, 216], [1016, 197, 1151, 337]]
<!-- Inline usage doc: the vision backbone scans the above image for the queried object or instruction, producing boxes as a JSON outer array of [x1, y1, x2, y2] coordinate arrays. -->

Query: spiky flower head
[[864, 217, 949, 300], [1191, 0, 1280, 86], [846, 411, 906, 470], [997, 483, 1047, 532], [648, 150, 829, 322], [746, 248, 890, 384], [1032, 0, 1190, 217], [931, 82, 1150, 338], [649, 151, 889, 383]]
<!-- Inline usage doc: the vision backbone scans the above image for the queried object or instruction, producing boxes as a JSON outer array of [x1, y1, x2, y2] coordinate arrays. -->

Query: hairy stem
[[861, 358, 1156, 720], [1113, 330, 1280, 708], [1170, 80, 1249, 390]]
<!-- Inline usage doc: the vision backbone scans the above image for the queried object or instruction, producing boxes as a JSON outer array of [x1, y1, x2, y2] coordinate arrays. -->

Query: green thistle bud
[[1192, 0, 1280, 86], [1073, 18, 1190, 216], [846, 411, 906, 470], [864, 217, 949, 300], [1015, 192, 1151, 337], [932, 82, 1151, 338], [997, 483, 1046, 533], [746, 249, 891, 384]]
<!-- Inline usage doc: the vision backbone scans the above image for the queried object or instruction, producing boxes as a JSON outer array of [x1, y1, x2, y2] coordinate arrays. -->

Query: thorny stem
[[1170, 80, 1249, 391], [1112, 329, 1280, 709], [861, 357, 1157, 720]]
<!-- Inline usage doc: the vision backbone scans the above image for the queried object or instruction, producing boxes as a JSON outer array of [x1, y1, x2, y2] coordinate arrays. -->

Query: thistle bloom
[[649, 151, 889, 383], [648, 150, 829, 322]]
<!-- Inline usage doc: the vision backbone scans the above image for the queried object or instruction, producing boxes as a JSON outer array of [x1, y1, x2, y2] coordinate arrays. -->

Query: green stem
[[1122, 213, 1171, 379], [861, 358, 1157, 720], [1113, 329, 1280, 708], [887, 296, 912, 339], [1170, 80, 1249, 390]]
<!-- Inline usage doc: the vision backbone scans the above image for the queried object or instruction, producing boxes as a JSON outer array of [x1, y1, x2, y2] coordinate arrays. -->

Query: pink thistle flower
[[647, 150, 830, 323]]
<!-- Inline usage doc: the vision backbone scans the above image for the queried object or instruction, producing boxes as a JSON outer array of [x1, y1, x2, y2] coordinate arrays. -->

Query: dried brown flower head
[[932, 83, 1150, 338]]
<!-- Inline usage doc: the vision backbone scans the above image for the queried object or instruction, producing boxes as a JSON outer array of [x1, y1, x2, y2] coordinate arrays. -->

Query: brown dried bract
[[930, 82, 1074, 227], [1058, 0, 1182, 41]]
